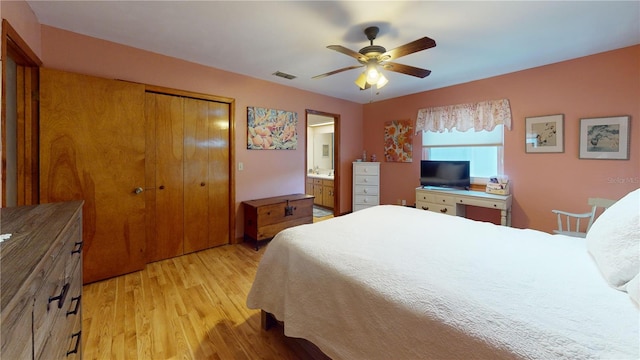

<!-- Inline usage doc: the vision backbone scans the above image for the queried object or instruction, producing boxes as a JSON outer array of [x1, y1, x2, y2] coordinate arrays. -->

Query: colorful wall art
[[247, 106, 298, 150], [384, 119, 413, 162]]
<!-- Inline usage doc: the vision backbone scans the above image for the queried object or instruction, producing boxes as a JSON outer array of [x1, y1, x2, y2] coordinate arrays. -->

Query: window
[[422, 125, 504, 183]]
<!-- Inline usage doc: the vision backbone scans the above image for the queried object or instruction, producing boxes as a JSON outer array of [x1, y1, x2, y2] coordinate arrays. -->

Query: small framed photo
[[525, 114, 564, 153], [579, 115, 630, 160]]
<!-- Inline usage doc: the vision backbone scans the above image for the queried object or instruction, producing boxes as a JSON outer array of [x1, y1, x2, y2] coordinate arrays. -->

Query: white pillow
[[586, 188, 640, 290], [626, 273, 640, 308]]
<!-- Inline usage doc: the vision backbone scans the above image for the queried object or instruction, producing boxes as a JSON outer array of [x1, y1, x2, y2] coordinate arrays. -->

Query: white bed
[[246, 190, 640, 360]]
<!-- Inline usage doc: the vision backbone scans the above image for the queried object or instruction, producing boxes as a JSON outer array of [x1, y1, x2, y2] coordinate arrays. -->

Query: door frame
[[1, 19, 42, 206], [305, 109, 340, 216]]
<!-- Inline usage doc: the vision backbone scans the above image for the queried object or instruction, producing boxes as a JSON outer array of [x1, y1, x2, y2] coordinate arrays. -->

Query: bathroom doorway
[[305, 110, 340, 218]]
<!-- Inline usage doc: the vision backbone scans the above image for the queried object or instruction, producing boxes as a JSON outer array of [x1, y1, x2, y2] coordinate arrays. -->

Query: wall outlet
[[401, 199, 407, 206], [238, 162, 244, 171]]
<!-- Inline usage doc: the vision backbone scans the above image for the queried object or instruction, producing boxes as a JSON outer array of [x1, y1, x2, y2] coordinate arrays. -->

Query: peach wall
[[1, 0, 42, 57], [36, 26, 363, 239], [363, 45, 640, 233]]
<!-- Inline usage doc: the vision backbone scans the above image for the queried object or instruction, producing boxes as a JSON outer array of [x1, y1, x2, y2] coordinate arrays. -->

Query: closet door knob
[[159, 185, 165, 190], [200, 182, 206, 187], [134, 187, 144, 194]]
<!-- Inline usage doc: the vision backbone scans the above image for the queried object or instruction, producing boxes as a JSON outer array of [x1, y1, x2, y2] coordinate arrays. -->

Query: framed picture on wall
[[525, 114, 564, 153], [579, 115, 630, 160], [247, 106, 298, 150]]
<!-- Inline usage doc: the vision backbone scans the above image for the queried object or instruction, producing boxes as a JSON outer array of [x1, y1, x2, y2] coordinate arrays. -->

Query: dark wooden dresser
[[243, 194, 314, 249], [1, 201, 84, 359]]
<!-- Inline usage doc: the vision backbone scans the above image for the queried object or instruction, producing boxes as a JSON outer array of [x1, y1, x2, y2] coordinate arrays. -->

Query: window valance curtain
[[415, 98, 512, 134]]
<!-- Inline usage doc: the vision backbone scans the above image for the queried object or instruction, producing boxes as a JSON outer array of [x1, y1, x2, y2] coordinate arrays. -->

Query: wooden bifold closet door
[[145, 92, 230, 263]]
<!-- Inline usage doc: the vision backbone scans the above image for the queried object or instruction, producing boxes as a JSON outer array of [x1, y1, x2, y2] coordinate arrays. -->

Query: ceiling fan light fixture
[[376, 73, 388, 89], [355, 72, 368, 89], [365, 63, 380, 85]]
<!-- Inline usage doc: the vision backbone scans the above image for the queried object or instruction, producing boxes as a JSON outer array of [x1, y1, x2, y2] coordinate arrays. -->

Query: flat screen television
[[420, 160, 471, 190]]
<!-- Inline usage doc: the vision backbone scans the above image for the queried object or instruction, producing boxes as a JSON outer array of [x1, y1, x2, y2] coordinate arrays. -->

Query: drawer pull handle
[[67, 331, 82, 356], [67, 295, 82, 316], [49, 283, 70, 310], [71, 241, 84, 255], [440, 208, 448, 213], [421, 206, 429, 211]]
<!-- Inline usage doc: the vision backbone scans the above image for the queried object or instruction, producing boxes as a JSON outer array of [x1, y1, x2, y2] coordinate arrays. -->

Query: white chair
[[552, 198, 617, 238]]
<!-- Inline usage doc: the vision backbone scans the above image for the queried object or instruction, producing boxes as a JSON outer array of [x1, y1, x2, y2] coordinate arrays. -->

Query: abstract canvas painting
[[384, 120, 413, 162], [247, 107, 297, 150]]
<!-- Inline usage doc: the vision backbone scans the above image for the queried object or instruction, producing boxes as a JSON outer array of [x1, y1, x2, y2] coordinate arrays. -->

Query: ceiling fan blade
[[382, 62, 432, 78], [312, 65, 363, 79], [327, 45, 368, 62], [380, 37, 436, 61]]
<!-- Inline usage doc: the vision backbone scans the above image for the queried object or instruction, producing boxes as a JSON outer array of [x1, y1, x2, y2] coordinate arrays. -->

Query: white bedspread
[[246, 205, 639, 359]]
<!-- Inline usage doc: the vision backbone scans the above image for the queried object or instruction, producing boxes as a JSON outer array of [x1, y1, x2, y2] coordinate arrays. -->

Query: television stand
[[415, 187, 512, 226]]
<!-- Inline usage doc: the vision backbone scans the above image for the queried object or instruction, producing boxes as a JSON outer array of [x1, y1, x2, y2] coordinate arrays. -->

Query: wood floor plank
[[82, 243, 313, 359]]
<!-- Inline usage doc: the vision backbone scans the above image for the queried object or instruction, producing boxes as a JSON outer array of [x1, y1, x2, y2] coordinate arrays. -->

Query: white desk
[[415, 187, 512, 226]]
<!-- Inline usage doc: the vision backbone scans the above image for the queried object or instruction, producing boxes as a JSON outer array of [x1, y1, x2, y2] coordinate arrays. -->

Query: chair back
[[551, 197, 617, 237], [586, 198, 617, 232]]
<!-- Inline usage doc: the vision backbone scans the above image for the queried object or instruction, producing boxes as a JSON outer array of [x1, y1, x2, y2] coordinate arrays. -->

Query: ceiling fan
[[312, 26, 436, 90]]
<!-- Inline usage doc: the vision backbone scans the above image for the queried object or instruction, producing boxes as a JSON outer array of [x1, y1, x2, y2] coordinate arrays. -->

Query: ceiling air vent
[[273, 71, 296, 80]]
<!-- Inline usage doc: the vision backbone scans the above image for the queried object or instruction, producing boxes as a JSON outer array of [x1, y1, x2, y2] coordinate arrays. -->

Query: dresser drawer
[[354, 185, 379, 196], [354, 195, 379, 206], [354, 175, 378, 185], [62, 216, 83, 279], [416, 192, 454, 206], [38, 264, 82, 360], [353, 163, 379, 176], [33, 247, 69, 358], [417, 201, 456, 215], [457, 196, 508, 210]]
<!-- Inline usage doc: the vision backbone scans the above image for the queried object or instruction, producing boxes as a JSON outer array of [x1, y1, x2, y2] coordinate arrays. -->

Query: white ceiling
[[26, 1, 640, 104]]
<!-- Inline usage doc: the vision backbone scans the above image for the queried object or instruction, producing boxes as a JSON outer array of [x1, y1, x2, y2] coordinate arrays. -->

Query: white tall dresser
[[352, 162, 380, 211]]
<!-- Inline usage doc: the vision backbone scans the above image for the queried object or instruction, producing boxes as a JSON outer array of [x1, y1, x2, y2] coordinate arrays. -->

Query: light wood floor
[[82, 242, 314, 359]]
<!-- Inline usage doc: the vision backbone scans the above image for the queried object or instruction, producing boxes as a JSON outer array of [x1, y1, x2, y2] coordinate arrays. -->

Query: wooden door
[[183, 98, 209, 253], [40, 68, 146, 284], [182, 98, 230, 252], [206, 100, 230, 248], [146, 93, 230, 260], [146, 93, 184, 262]]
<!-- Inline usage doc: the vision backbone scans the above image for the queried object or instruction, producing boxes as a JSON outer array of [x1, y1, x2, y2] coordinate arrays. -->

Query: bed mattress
[[247, 205, 639, 359]]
